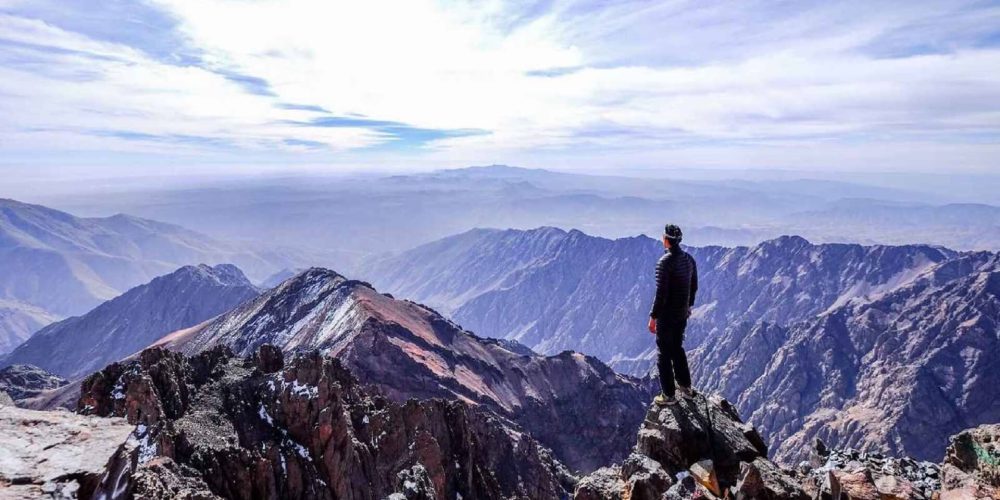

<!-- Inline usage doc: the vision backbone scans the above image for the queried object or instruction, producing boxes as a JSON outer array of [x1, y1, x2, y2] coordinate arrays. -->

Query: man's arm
[[650, 255, 669, 319], [689, 256, 698, 307], [687, 255, 698, 318]]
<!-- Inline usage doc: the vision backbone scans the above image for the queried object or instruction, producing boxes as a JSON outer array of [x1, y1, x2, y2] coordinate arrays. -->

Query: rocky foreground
[[77, 346, 574, 499], [0, 401, 132, 498], [2, 344, 996, 499], [574, 393, 1000, 500]]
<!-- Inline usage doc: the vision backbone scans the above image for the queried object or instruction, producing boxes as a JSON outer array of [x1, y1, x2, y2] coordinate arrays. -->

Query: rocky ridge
[[154, 267, 651, 473], [575, 397, 999, 500], [79, 345, 575, 500]]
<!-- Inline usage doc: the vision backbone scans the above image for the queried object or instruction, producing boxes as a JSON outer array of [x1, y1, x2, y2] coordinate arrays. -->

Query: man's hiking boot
[[677, 386, 697, 399], [654, 392, 677, 406]]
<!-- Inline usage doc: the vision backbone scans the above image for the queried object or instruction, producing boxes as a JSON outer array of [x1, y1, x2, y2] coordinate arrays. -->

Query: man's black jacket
[[649, 246, 698, 321]]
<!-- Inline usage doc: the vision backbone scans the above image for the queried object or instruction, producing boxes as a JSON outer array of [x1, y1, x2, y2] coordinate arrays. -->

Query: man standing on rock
[[648, 223, 698, 405]]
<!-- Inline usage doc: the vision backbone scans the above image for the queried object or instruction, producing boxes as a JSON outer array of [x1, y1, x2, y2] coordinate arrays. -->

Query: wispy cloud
[[0, 0, 999, 172]]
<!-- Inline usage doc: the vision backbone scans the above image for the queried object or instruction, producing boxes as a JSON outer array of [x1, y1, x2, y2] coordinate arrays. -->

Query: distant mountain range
[[1, 264, 260, 379], [154, 267, 651, 473], [0, 299, 59, 355], [364, 228, 956, 373], [32, 166, 1000, 272], [364, 227, 999, 462], [0, 199, 309, 353]]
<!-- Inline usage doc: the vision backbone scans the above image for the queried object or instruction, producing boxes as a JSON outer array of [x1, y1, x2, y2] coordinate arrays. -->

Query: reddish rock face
[[155, 268, 652, 473], [81, 345, 575, 500]]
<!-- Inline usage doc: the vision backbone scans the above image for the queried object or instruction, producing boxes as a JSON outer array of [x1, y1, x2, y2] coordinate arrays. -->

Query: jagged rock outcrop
[[0, 404, 132, 498], [939, 424, 1000, 499], [0, 363, 68, 402], [3, 264, 261, 380], [574, 394, 808, 499], [571, 396, 981, 500], [80, 346, 575, 500], [154, 268, 650, 473]]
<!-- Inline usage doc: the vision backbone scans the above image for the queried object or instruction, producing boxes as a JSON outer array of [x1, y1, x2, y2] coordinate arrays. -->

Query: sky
[[1, 0, 1000, 177]]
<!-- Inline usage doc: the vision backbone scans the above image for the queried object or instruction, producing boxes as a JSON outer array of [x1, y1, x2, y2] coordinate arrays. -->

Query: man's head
[[662, 224, 683, 249]]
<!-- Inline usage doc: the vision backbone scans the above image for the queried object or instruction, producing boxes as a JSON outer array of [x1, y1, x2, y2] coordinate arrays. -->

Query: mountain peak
[[3, 264, 261, 379], [156, 266, 651, 472], [760, 234, 812, 249]]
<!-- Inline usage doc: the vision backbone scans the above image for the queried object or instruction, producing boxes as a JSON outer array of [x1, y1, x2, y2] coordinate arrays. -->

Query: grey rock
[[0, 405, 132, 499], [573, 466, 623, 500]]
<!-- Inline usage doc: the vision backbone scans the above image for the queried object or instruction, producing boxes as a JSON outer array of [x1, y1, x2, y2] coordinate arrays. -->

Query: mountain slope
[[0, 299, 60, 355], [2, 264, 260, 379], [694, 252, 1000, 462], [156, 268, 651, 473]]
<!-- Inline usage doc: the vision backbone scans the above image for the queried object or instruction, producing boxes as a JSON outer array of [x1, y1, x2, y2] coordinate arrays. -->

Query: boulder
[[573, 466, 623, 500], [690, 459, 721, 496], [622, 453, 672, 500], [634, 394, 768, 489], [733, 458, 809, 500], [834, 468, 880, 500]]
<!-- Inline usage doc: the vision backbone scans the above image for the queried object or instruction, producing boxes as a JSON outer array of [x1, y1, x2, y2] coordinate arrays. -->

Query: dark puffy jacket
[[649, 247, 698, 320]]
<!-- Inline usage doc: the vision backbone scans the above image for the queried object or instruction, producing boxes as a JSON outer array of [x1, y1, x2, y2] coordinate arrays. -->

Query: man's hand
[[648, 317, 656, 335], [686, 306, 692, 319]]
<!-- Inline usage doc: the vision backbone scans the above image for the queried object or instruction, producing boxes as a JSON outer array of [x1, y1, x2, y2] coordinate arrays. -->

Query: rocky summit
[[574, 394, 1000, 500], [78, 345, 575, 500], [574, 393, 808, 500], [939, 424, 1000, 499]]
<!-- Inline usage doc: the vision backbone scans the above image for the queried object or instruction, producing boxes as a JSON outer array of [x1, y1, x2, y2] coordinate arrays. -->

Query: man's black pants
[[656, 318, 692, 397]]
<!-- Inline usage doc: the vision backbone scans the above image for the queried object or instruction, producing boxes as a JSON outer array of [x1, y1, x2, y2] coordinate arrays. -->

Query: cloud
[[0, 0, 999, 172]]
